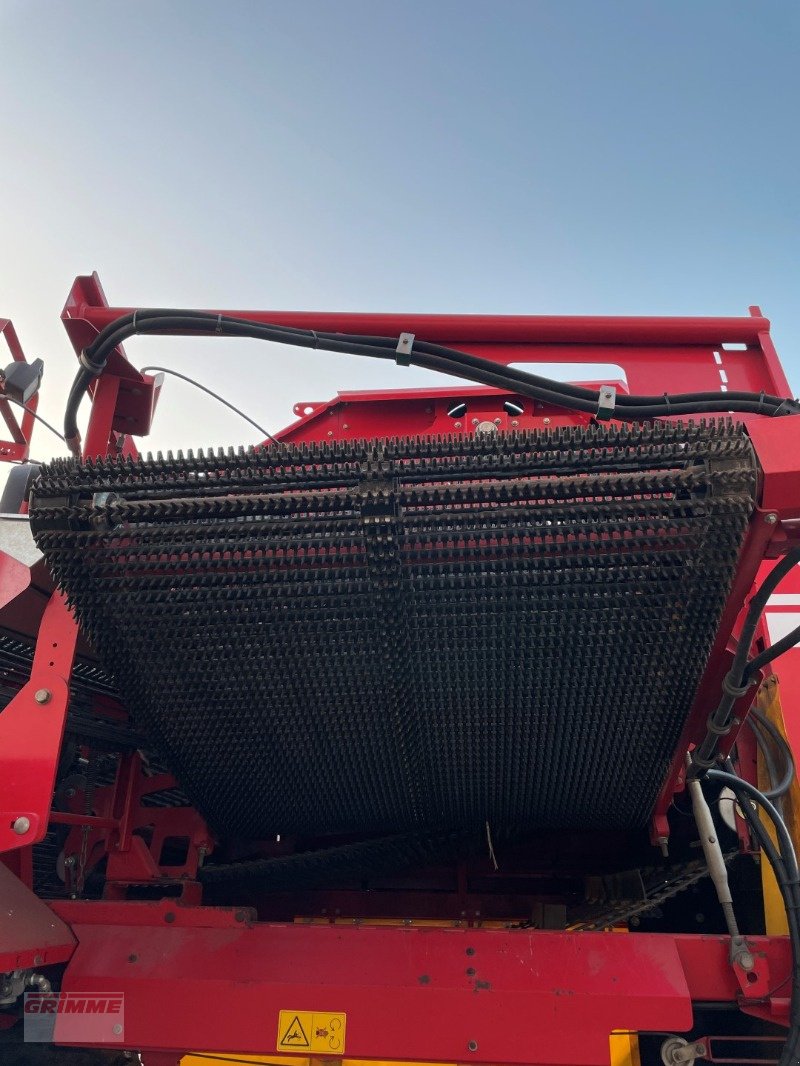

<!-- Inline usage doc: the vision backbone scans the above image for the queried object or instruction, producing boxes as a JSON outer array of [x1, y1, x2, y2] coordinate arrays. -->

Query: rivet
[[543, 417, 551, 425], [34, 689, 51, 705], [765, 513, 778, 524], [12, 816, 31, 835]]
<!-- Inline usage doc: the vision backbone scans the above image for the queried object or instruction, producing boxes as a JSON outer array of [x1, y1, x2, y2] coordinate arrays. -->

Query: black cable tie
[[706, 713, 732, 737], [132, 309, 139, 331], [663, 392, 672, 415], [690, 752, 715, 773], [78, 349, 105, 375], [722, 671, 754, 699], [758, 391, 766, 414], [596, 385, 616, 421], [215, 314, 223, 334], [308, 330, 319, 349], [395, 332, 415, 367]]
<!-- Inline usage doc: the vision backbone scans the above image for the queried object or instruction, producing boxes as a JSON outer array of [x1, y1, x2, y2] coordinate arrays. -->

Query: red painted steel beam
[[50, 901, 692, 1065], [0, 592, 78, 853], [61, 275, 770, 346], [61, 276, 795, 443], [47, 900, 792, 1065], [0, 319, 37, 463]]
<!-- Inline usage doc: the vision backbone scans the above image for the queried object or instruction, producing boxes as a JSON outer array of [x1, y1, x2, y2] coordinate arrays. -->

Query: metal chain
[[571, 851, 738, 931]]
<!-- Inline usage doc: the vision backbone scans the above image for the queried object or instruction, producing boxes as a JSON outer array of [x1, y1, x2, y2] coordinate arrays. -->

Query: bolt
[[342, 423, 349, 430], [33, 955, 43, 966], [164, 911, 176, 924], [467, 1041, 478, 1053], [738, 950, 755, 971], [472, 418, 479, 425], [765, 513, 778, 524], [327, 430, 334, 436], [543, 416, 551, 425], [466, 946, 475, 956], [511, 420, 519, 427], [493, 417, 501, 425], [12, 817, 30, 835], [695, 1043, 706, 1056], [34, 689, 51, 705], [112, 1023, 123, 1035], [64, 855, 76, 867], [454, 422, 462, 429]]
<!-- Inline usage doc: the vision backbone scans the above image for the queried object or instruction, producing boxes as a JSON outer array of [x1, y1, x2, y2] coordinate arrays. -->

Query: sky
[[0, 0, 797, 469]]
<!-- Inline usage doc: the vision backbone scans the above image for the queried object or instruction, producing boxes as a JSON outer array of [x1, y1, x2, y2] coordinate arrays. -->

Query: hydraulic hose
[[709, 766, 800, 1065], [63, 310, 800, 453], [691, 548, 800, 777], [748, 706, 796, 801]]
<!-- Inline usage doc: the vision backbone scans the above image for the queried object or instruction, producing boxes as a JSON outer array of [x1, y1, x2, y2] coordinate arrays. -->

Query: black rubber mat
[[30, 420, 757, 840]]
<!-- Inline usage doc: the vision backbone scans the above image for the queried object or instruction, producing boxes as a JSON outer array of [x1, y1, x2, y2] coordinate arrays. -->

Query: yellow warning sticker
[[277, 1010, 346, 1055]]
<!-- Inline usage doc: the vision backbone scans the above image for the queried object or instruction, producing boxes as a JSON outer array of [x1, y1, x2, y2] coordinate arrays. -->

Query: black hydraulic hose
[[751, 717, 784, 801], [63, 310, 799, 452], [711, 767, 800, 1063], [748, 706, 796, 800], [691, 548, 800, 776], [64, 366, 95, 455], [720, 769, 800, 1065], [82, 309, 792, 409], [82, 310, 791, 409], [709, 769, 798, 879], [747, 623, 800, 683]]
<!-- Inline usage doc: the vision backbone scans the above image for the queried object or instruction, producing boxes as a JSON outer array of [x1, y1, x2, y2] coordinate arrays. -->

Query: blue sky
[[0, 1, 797, 460]]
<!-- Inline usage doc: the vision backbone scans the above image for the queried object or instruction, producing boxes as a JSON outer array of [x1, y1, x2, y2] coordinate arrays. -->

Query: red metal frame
[[0, 318, 39, 463], [1, 276, 800, 1063], [45, 900, 794, 1065]]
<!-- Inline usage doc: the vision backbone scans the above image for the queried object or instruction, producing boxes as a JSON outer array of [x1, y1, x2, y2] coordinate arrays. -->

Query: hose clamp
[[596, 385, 616, 421], [78, 350, 105, 375], [705, 713, 732, 737], [396, 332, 415, 367], [721, 671, 754, 700]]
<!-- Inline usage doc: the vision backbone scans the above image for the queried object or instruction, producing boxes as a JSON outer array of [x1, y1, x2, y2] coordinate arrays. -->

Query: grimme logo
[[24, 992, 124, 1043]]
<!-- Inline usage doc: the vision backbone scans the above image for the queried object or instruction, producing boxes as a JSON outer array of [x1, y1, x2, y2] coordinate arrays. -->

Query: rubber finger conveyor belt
[[29, 419, 757, 841]]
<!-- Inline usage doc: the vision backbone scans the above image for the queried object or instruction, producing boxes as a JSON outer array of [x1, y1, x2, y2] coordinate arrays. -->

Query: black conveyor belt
[[30, 420, 757, 840]]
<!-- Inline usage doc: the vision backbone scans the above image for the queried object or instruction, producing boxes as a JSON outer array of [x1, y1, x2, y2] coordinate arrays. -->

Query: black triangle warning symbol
[[280, 1015, 310, 1048]]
